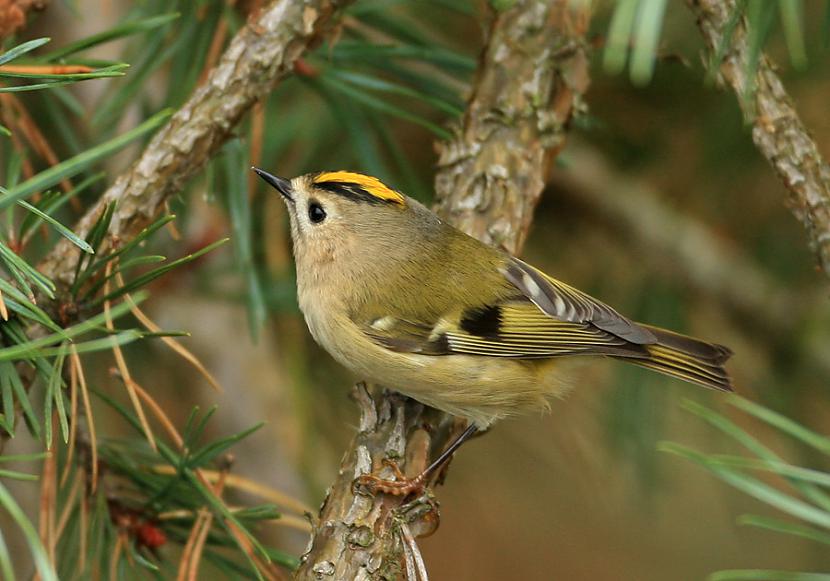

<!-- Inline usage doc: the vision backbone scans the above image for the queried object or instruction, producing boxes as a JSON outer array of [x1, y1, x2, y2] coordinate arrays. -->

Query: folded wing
[[360, 256, 733, 392]]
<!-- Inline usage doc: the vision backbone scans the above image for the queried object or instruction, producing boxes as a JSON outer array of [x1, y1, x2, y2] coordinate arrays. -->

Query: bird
[[253, 167, 733, 494]]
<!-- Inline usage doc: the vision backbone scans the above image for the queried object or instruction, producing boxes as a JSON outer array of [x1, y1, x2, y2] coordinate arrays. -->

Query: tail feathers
[[643, 325, 733, 365], [618, 326, 734, 392]]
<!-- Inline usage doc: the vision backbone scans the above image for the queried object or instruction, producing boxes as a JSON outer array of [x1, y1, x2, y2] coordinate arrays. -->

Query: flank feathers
[[313, 171, 406, 205]]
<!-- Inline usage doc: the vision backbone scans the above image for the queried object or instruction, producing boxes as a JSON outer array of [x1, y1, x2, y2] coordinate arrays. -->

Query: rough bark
[[39, 0, 354, 284], [294, 1, 591, 578], [688, 0, 830, 280]]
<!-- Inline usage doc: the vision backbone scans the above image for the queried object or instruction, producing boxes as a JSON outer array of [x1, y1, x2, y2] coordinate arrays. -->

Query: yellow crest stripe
[[314, 171, 405, 205]]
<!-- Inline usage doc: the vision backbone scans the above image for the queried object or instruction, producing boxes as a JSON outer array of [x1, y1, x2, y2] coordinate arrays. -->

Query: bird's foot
[[356, 458, 429, 497]]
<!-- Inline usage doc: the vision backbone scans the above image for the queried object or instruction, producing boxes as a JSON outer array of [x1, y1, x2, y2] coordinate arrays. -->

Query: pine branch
[[552, 141, 830, 379], [39, 0, 355, 286], [553, 142, 799, 336], [688, 0, 830, 280], [0, 0, 355, 459], [294, 1, 592, 577]]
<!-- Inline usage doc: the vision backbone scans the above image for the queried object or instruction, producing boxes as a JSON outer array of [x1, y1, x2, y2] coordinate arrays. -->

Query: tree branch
[[687, 0, 830, 279], [553, 142, 798, 336], [0, 0, 355, 571], [1, 0, 353, 452], [39, 0, 354, 285], [552, 141, 830, 378], [295, 1, 591, 577]]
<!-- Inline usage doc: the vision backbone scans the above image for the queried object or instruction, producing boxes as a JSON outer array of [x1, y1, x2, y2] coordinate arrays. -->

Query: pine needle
[[109, 533, 124, 581], [198, 17, 228, 85], [117, 272, 223, 392], [1, 94, 74, 198], [78, 490, 88, 575], [187, 465, 229, 581], [187, 512, 215, 581], [36, 448, 57, 578], [126, 382, 283, 579], [150, 465, 312, 515], [55, 470, 82, 541], [176, 509, 210, 581], [0, 288, 8, 321], [225, 519, 284, 581], [58, 357, 78, 488], [124, 373, 290, 577], [70, 346, 98, 493], [103, 262, 157, 451], [0, 65, 94, 74], [121, 376, 183, 448], [248, 101, 265, 195], [157, 508, 310, 533], [164, 201, 181, 240]]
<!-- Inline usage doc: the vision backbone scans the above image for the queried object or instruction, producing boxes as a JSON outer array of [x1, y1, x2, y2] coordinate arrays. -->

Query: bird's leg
[[357, 423, 479, 497]]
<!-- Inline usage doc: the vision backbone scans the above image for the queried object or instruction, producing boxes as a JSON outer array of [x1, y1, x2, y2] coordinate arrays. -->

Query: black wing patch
[[459, 305, 501, 339]]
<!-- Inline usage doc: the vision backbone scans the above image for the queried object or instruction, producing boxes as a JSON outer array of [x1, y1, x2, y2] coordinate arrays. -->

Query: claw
[[355, 459, 429, 497], [354, 424, 480, 498]]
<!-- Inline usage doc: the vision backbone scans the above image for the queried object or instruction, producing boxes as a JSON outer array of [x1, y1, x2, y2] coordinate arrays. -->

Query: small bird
[[253, 168, 733, 492]]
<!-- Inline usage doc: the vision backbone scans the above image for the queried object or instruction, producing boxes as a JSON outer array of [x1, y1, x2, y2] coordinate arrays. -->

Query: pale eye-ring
[[308, 201, 326, 224]]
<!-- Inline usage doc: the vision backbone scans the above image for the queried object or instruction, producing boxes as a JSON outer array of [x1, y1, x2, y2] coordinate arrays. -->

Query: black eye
[[308, 202, 326, 224]]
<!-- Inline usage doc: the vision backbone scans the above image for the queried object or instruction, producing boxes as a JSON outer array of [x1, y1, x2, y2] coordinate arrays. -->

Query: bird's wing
[[500, 257, 657, 344], [361, 258, 656, 359], [363, 301, 650, 359]]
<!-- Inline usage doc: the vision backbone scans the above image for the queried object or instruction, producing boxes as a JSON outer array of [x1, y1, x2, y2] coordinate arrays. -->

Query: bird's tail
[[616, 325, 734, 392]]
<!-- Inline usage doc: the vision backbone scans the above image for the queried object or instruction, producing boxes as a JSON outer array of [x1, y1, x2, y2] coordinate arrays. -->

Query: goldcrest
[[253, 168, 732, 430]]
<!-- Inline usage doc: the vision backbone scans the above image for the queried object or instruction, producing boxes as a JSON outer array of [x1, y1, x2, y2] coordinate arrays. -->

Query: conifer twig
[[39, 0, 355, 286], [295, 1, 592, 576], [688, 0, 830, 279]]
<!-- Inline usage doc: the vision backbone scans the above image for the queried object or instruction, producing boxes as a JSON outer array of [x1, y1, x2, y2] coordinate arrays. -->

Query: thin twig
[[688, 0, 830, 278]]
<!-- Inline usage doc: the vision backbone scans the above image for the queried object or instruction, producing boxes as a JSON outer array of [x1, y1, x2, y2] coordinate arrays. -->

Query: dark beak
[[252, 167, 293, 202]]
